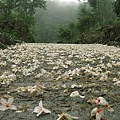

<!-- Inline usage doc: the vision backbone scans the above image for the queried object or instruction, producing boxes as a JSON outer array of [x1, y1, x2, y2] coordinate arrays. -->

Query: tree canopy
[[58, 0, 118, 44], [113, 0, 120, 18], [0, 0, 46, 25], [0, 0, 46, 43], [0, 0, 120, 45]]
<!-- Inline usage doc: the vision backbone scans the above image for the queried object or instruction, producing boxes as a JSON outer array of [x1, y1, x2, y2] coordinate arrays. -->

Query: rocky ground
[[0, 43, 120, 120]]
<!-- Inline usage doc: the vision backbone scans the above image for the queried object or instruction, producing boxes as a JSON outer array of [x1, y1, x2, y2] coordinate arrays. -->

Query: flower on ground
[[32, 100, 51, 117], [70, 91, 80, 97], [91, 107, 98, 117], [100, 73, 107, 81], [96, 108, 104, 120], [0, 97, 17, 111], [114, 81, 120, 86], [57, 113, 79, 120], [70, 91, 85, 98], [95, 97, 108, 107], [91, 107, 104, 120]]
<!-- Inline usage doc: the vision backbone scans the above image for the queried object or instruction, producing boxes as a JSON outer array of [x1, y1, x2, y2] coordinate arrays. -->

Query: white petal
[[0, 98, 7, 105], [43, 108, 51, 114], [36, 111, 43, 117], [16, 110, 23, 113], [57, 117, 61, 120], [72, 116, 79, 119], [70, 91, 80, 97], [79, 95, 85, 99], [57, 113, 78, 120], [96, 113, 102, 120], [66, 113, 79, 120], [114, 81, 120, 86], [8, 97, 14, 104], [100, 99, 108, 105], [57, 113, 67, 120], [91, 107, 98, 117], [108, 108, 114, 113], [0, 105, 8, 111], [39, 101, 43, 107], [33, 106, 40, 113], [10, 105, 17, 110]]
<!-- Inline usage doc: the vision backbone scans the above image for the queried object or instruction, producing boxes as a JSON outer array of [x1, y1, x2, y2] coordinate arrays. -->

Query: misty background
[[0, 0, 119, 47], [34, 0, 79, 43]]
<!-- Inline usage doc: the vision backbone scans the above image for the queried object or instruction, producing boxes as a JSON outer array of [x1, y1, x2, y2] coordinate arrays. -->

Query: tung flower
[[96, 108, 104, 120], [91, 107, 98, 117], [114, 81, 120, 86], [57, 113, 79, 120], [100, 73, 107, 81], [91, 108, 104, 120], [32, 101, 51, 117], [70, 91, 80, 97], [95, 97, 108, 107], [0, 97, 17, 111], [70, 91, 85, 98]]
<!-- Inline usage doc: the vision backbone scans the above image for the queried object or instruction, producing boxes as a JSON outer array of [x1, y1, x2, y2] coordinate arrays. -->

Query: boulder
[[0, 32, 12, 45], [82, 23, 120, 47], [0, 42, 6, 49]]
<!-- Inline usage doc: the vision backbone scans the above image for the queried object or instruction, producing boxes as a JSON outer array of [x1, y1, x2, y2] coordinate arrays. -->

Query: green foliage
[[0, 0, 46, 43], [0, 0, 46, 20], [59, 27, 72, 41], [58, 22, 81, 44], [88, 0, 97, 9], [77, 3, 95, 32], [113, 0, 120, 18], [88, 0, 116, 26], [77, 15, 95, 33], [58, 0, 118, 44]]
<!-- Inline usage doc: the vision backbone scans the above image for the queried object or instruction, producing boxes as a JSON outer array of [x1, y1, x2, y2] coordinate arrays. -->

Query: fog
[[34, 0, 79, 43]]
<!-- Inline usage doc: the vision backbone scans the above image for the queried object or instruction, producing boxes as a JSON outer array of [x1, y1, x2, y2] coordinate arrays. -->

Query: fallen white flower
[[0, 97, 17, 111], [91, 108, 104, 120], [96, 108, 104, 120], [95, 97, 108, 107], [70, 91, 85, 98], [70, 91, 80, 97], [114, 81, 120, 86], [100, 73, 107, 81], [107, 107, 114, 112], [91, 107, 98, 117], [112, 78, 118, 82], [32, 101, 51, 117], [71, 84, 82, 88], [57, 113, 79, 120]]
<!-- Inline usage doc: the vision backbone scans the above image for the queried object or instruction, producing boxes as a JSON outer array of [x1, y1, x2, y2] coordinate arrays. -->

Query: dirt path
[[0, 43, 120, 120]]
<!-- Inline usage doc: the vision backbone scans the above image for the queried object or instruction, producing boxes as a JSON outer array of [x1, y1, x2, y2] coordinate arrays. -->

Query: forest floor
[[0, 43, 120, 120]]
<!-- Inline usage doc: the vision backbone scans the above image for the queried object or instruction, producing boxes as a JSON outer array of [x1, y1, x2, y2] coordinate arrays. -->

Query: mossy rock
[[83, 31, 103, 44]]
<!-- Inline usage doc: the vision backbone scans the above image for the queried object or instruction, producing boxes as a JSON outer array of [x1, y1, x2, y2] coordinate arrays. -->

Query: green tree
[[58, 21, 81, 44], [77, 2, 95, 32], [0, 0, 46, 43], [0, 0, 46, 24], [113, 0, 120, 18], [88, 0, 116, 26], [0, 0, 46, 18]]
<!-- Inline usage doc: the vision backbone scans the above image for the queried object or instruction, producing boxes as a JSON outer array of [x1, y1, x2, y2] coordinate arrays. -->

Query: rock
[[83, 31, 104, 44], [0, 33, 12, 45], [0, 20, 34, 45], [82, 23, 120, 47], [0, 42, 6, 49]]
